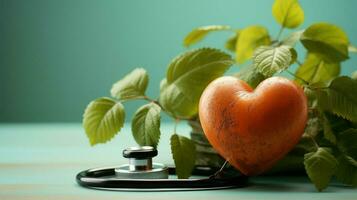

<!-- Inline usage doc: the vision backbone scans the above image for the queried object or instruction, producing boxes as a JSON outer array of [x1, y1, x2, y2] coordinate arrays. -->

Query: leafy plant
[[83, 48, 233, 179], [82, 0, 357, 191]]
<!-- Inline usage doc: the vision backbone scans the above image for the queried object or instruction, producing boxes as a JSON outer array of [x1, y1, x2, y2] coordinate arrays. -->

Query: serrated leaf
[[282, 30, 304, 47], [325, 112, 356, 134], [322, 114, 336, 144], [110, 68, 148, 100], [337, 128, 357, 160], [159, 48, 233, 118], [236, 26, 271, 64], [295, 53, 340, 84], [300, 23, 349, 62], [183, 25, 230, 47], [83, 97, 125, 146], [225, 31, 239, 52], [236, 65, 266, 88], [315, 76, 357, 122], [322, 121, 336, 144], [170, 134, 196, 179], [304, 147, 338, 191], [348, 45, 357, 53], [335, 155, 357, 187], [131, 103, 161, 148], [253, 45, 292, 76], [272, 0, 304, 29], [289, 47, 297, 64]]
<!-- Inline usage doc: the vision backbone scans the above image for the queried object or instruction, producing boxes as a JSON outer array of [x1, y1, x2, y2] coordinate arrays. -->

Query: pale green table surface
[[0, 123, 356, 200]]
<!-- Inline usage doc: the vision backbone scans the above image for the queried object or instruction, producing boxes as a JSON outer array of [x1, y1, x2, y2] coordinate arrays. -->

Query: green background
[[1, 0, 357, 122]]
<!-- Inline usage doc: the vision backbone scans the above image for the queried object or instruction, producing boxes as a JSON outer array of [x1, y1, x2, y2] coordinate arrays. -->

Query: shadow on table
[[232, 176, 344, 193]]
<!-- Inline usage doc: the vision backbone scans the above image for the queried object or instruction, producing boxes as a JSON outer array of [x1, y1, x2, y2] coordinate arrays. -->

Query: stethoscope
[[76, 146, 248, 191]]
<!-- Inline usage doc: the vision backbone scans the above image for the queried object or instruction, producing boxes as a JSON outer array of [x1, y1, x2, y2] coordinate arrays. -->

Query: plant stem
[[286, 70, 309, 85], [276, 26, 284, 41], [308, 85, 329, 90], [211, 160, 229, 178], [309, 135, 319, 150], [142, 95, 169, 111], [296, 59, 303, 66], [142, 95, 154, 101], [122, 95, 194, 121], [142, 95, 160, 105], [173, 118, 180, 134]]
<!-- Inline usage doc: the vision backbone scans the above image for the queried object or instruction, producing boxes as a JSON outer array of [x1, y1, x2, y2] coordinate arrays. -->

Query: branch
[[286, 70, 309, 85], [276, 26, 285, 41]]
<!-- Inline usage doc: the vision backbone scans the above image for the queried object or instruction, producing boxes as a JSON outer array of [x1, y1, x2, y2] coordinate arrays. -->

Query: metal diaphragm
[[115, 146, 169, 179]]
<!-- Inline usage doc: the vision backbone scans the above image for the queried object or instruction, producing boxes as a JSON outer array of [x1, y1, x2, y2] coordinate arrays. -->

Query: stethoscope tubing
[[76, 166, 248, 191]]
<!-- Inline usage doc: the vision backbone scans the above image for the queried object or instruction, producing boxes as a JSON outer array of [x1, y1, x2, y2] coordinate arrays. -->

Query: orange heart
[[199, 76, 308, 176]]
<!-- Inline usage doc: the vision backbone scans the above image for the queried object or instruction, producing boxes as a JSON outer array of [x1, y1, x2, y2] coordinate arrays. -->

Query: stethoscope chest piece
[[115, 146, 169, 179]]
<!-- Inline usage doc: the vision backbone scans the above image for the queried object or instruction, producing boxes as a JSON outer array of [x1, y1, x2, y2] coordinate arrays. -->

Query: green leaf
[[352, 71, 357, 80], [110, 68, 149, 100], [335, 155, 357, 187], [304, 147, 338, 191], [236, 65, 266, 88], [337, 128, 357, 160], [295, 53, 340, 84], [315, 76, 357, 122], [183, 25, 230, 47], [295, 136, 319, 154], [83, 97, 125, 146], [304, 87, 318, 108], [225, 31, 239, 52], [282, 30, 304, 47], [272, 0, 304, 29], [348, 45, 357, 53], [131, 103, 161, 148], [236, 25, 271, 64], [322, 114, 336, 144], [159, 48, 233, 118], [170, 134, 196, 179], [325, 112, 356, 134], [289, 47, 298, 64], [300, 23, 349, 62], [253, 45, 292, 76], [303, 117, 320, 138]]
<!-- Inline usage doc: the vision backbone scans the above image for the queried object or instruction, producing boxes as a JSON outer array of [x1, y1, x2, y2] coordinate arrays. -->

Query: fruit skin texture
[[199, 76, 308, 176]]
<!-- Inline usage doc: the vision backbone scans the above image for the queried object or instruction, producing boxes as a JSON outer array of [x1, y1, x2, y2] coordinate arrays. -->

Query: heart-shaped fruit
[[199, 76, 308, 176]]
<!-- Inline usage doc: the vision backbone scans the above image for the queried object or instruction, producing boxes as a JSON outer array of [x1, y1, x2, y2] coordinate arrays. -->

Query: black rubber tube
[[76, 166, 248, 191]]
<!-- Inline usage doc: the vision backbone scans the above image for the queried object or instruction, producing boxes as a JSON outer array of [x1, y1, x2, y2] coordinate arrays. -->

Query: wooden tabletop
[[0, 123, 356, 200]]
